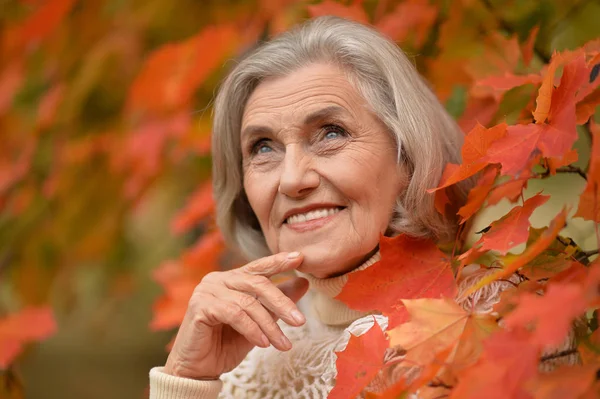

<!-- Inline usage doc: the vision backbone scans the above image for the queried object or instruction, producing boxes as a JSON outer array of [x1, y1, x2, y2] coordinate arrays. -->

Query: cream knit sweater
[[148, 254, 575, 398]]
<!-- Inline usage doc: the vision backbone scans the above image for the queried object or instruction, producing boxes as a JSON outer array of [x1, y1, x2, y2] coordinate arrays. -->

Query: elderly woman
[[149, 16, 474, 398]]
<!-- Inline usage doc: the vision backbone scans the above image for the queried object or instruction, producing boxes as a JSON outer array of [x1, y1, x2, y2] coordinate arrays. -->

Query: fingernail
[[280, 335, 292, 350], [287, 252, 300, 259], [260, 334, 270, 348], [291, 310, 305, 324]]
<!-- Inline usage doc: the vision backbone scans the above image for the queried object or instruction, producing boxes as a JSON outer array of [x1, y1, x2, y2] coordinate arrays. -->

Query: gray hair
[[212, 16, 472, 260]]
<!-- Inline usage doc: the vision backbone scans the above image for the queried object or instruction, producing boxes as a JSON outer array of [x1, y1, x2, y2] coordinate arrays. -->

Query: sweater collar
[[295, 251, 381, 327]]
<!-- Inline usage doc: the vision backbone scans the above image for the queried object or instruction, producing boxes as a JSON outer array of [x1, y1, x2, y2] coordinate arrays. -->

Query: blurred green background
[[1, 1, 599, 398]]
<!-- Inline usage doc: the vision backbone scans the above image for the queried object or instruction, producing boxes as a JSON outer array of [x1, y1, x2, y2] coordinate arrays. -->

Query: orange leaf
[[387, 298, 496, 368], [486, 55, 588, 176], [375, 0, 438, 47], [128, 25, 239, 114], [476, 194, 549, 255], [460, 208, 567, 298], [171, 180, 215, 235], [450, 330, 539, 399], [329, 319, 388, 399], [457, 166, 498, 224], [475, 73, 542, 100], [504, 283, 588, 348], [336, 235, 457, 328], [430, 123, 506, 191], [575, 121, 600, 222], [520, 26, 539, 67], [307, 0, 369, 24], [527, 364, 597, 399], [487, 178, 528, 206], [0, 307, 57, 368]]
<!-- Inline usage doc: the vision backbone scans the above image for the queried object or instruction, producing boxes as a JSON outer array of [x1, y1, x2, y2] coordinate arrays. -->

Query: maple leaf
[[171, 180, 214, 235], [450, 330, 539, 399], [0, 307, 57, 368], [307, 0, 369, 24], [475, 193, 549, 255], [458, 94, 499, 133], [457, 166, 498, 224], [487, 177, 529, 206], [515, 228, 578, 280], [375, 0, 438, 47], [526, 364, 598, 399], [520, 26, 539, 67], [475, 73, 542, 100], [575, 121, 600, 222], [503, 283, 588, 348], [485, 55, 589, 176], [430, 123, 506, 191], [329, 319, 388, 399], [336, 235, 457, 328], [387, 298, 497, 369], [461, 208, 567, 298], [127, 25, 240, 114]]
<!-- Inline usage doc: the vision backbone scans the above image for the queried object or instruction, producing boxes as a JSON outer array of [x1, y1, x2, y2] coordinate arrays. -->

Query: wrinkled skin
[[164, 63, 406, 379]]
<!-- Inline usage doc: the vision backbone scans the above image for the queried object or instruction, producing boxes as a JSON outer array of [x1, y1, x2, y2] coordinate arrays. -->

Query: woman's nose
[[278, 146, 320, 198]]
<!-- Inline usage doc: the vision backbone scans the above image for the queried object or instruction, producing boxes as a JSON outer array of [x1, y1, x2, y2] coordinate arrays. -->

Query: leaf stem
[[540, 348, 578, 362]]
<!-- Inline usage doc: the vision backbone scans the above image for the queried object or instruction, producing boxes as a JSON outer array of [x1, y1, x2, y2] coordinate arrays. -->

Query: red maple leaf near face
[[485, 55, 589, 176], [336, 235, 457, 329], [329, 320, 388, 399]]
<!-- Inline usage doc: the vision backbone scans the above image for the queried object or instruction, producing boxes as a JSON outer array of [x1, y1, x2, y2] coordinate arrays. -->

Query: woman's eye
[[322, 125, 347, 140], [251, 140, 272, 155]]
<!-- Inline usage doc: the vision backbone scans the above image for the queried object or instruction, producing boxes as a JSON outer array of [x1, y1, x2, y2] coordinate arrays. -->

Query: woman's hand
[[163, 252, 309, 380]]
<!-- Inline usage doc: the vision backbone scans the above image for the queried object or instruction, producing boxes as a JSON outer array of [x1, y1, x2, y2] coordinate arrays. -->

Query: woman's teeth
[[286, 208, 341, 225]]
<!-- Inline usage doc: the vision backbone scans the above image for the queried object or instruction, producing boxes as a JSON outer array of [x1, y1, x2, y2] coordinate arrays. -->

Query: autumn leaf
[[375, 0, 437, 47], [485, 55, 589, 176], [475, 194, 549, 255], [450, 330, 539, 399], [307, 0, 369, 24], [461, 208, 567, 298], [503, 283, 588, 348], [0, 307, 57, 368], [487, 177, 529, 206], [526, 364, 598, 399], [475, 73, 542, 101], [575, 120, 600, 222], [516, 228, 578, 280], [171, 180, 215, 235], [127, 24, 240, 114], [430, 123, 506, 191], [336, 235, 457, 328], [457, 166, 498, 224], [329, 319, 388, 399], [520, 26, 539, 67], [387, 298, 497, 369]]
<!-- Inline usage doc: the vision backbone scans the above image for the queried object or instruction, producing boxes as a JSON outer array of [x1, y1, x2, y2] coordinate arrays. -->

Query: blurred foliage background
[[0, 0, 599, 398]]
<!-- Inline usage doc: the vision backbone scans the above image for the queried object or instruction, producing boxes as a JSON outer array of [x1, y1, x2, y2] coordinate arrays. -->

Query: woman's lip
[[283, 208, 344, 232]]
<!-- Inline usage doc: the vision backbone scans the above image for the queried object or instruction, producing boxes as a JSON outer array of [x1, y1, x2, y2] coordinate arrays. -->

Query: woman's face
[[241, 63, 407, 278]]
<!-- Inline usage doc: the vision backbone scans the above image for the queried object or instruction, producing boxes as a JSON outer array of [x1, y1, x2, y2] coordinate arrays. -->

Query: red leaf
[[504, 283, 588, 348], [128, 25, 239, 114], [475, 73, 542, 100], [171, 180, 214, 235], [487, 177, 528, 206], [336, 235, 457, 328], [575, 121, 600, 222], [329, 319, 388, 399], [520, 26, 539, 67], [430, 123, 506, 191], [375, 0, 438, 47], [527, 364, 597, 399], [457, 166, 498, 224], [450, 330, 539, 399], [485, 55, 588, 176], [0, 307, 57, 368], [307, 0, 369, 24], [461, 208, 567, 297], [476, 193, 549, 255]]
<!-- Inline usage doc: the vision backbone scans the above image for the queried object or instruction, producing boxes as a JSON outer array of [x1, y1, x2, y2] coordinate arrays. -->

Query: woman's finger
[[220, 289, 292, 351], [225, 274, 306, 326], [204, 297, 271, 349], [241, 251, 304, 277]]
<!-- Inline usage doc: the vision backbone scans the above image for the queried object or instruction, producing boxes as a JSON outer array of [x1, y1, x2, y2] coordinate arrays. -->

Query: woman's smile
[[282, 205, 345, 232]]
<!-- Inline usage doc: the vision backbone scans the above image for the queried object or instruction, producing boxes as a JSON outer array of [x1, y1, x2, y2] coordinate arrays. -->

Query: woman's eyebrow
[[241, 105, 350, 141], [303, 105, 349, 125]]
